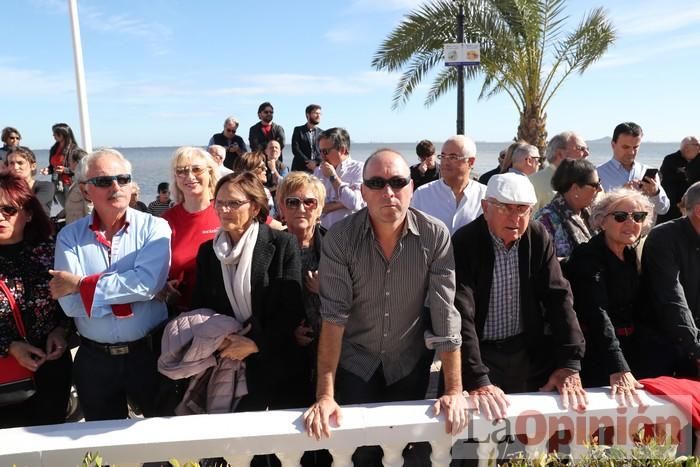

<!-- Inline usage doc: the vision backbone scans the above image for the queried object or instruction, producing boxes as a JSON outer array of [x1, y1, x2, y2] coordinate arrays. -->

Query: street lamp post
[[456, 3, 465, 135]]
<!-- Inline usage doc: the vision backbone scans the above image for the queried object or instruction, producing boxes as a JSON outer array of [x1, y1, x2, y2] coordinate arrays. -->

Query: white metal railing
[[0, 388, 691, 467]]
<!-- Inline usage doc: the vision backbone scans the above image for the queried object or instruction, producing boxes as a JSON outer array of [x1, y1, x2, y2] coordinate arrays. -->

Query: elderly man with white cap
[[452, 173, 587, 425]]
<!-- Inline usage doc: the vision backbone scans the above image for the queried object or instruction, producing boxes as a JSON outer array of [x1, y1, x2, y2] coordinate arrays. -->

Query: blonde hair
[[170, 146, 218, 204], [276, 171, 326, 217]]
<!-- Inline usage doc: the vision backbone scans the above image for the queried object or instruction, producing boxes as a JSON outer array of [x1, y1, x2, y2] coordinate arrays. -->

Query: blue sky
[[4, 0, 699, 149]]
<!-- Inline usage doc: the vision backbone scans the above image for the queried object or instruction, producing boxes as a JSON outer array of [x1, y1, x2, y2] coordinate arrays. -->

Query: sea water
[[32, 141, 678, 203]]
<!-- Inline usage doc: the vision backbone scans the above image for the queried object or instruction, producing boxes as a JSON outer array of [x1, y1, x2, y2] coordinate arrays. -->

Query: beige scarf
[[212, 221, 259, 323]]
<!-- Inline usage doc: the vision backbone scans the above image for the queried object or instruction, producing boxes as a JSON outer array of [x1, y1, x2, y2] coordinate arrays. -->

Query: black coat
[[452, 215, 585, 390], [190, 224, 304, 409], [291, 124, 322, 172]]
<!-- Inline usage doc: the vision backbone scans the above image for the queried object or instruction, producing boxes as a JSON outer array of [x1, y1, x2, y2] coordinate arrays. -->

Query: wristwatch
[[329, 175, 337, 183]]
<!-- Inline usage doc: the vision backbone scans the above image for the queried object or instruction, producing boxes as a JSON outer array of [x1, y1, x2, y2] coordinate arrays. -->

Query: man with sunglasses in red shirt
[[49, 148, 172, 421]]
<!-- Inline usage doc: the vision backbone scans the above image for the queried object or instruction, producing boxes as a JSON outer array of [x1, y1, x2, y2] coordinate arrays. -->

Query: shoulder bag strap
[[0, 280, 26, 338]]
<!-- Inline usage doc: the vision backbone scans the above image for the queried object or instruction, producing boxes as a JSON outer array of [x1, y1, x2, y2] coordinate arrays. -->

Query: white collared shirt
[[597, 158, 670, 215], [411, 179, 487, 234]]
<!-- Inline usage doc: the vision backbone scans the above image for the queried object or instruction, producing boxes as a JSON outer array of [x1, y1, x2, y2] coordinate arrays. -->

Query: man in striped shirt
[[303, 149, 469, 464]]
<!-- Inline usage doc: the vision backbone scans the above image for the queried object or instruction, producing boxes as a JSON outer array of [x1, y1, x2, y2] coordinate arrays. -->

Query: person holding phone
[[597, 122, 670, 217], [208, 116, 248, 170]]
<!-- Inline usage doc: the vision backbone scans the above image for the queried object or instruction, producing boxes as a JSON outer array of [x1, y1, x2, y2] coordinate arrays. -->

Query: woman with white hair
[[565, 188, 655, 404], [160, 146, 219, 312]]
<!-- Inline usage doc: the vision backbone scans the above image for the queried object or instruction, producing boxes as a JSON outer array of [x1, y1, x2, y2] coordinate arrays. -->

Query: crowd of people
[[1, 110, 700, 465]]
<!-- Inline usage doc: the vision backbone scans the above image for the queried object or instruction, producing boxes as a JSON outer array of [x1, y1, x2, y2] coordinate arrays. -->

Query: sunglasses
[[215, 199, 250, 211], [607, 211, 648, 223], [363, 176, 411, 190], [175, 166, 206, 177], [86, 174, 132, 188], [0, 205, 19, 217], [285, 197, 318, 210], [583, 181, 602, 190]]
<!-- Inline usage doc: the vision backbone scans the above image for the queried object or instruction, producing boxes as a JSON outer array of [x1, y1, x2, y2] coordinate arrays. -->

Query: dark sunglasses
[[0, 205, 19, 217], [363, 176, 411, 190], [607, 211, 648, 223], [583, 181, 602, 190], [86, 174, 132, 188], [285, 197, 318, 210]]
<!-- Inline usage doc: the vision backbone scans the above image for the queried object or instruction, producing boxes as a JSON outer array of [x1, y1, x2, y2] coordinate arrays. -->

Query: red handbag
[[0, 279, 37, 406]]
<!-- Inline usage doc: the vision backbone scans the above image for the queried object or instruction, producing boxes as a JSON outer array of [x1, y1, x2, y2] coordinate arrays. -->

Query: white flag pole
[[68, 0, 93, 152]]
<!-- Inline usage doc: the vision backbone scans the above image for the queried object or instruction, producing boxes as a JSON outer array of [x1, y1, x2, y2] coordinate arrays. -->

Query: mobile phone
[[643, 168, 658, 180]]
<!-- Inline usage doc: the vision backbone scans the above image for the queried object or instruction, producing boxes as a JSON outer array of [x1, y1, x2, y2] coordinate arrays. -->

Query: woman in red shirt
[[42, 123, 80, 208], [160, 147, 219, 313]]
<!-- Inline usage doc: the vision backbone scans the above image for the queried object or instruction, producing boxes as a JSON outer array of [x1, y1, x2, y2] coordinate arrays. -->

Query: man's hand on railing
[[610, 371, 644, 407], [433, 392, 472, 435], [469, 384, 509, 421], [303, 395, 343, 440], [539, 368, 588, 412]]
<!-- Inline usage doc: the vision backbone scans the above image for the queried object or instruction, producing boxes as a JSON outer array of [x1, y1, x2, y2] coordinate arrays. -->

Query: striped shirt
[[319, 207, 462, 384], [482, 233, 523, 340]]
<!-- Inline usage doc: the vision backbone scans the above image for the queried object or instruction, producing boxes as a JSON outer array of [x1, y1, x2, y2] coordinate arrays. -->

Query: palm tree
[[371, 0, 615, 152]]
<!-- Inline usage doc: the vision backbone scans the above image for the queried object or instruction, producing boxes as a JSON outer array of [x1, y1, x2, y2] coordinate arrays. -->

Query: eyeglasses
[[320, 147, 335, 156], [86, 174, 132, 188], [285, 197, 318, 210], [526, 156, 542, 164], [438, 153, 468, 162], [0, 205, 19, 217], [175, 166, 206, 177], [583, 181, 602, 190], [487, 199, 531, 217], [607, 211, 648, 223], [215, 199, 250, 211], [363, 176, 411, 190]]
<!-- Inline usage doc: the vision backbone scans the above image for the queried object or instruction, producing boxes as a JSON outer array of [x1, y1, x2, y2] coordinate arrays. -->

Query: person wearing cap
[[452, 173, 587, 424], [411, 135, 487, 234], [208, 116, 248, 169]]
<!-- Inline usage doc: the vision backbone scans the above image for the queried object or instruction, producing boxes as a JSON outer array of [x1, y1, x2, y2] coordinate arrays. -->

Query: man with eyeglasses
[[304, 149, 469, 465], [411, 135, 487, 234], [208, 116, 247, 170], [530, 131, 590, 212], [248, 102, 285, 157], [658, 136, 700, 223], [597, 122, 670, 216], [643, 181, 700, 378], [451, 173, 586, 460], [291, 104, 323, 173], [49, 148, 172, 421], [314, 127, 365, 229]]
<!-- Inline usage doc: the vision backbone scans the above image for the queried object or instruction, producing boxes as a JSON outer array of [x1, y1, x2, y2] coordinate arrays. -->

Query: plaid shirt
[[482, 233, 523, 340]]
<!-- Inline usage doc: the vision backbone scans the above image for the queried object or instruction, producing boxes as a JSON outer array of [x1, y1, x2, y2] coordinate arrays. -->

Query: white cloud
[[612, 2, 700, 36], [591, 31, 700, 70], [209, 71, 400, 97]]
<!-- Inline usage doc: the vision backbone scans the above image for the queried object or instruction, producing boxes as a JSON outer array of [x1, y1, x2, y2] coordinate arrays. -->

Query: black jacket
[[248, 122, 285, 157], [190, 225, 304, 409], [452, 215, 585, 390], [210, 133, 248, 170], [565, 232, 642, 377], [659, 151, 692, 223], [291, 124, 322, 172], [642, 217, 700, 360]]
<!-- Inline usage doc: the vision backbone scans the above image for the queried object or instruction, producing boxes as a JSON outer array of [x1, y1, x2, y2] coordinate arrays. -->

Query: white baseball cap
[[485, 173, 537, 205]]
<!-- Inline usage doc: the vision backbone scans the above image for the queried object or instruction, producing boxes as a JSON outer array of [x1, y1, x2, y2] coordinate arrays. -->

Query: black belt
[[481, 333, 527, 352], [80, 334, 152, 356]]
